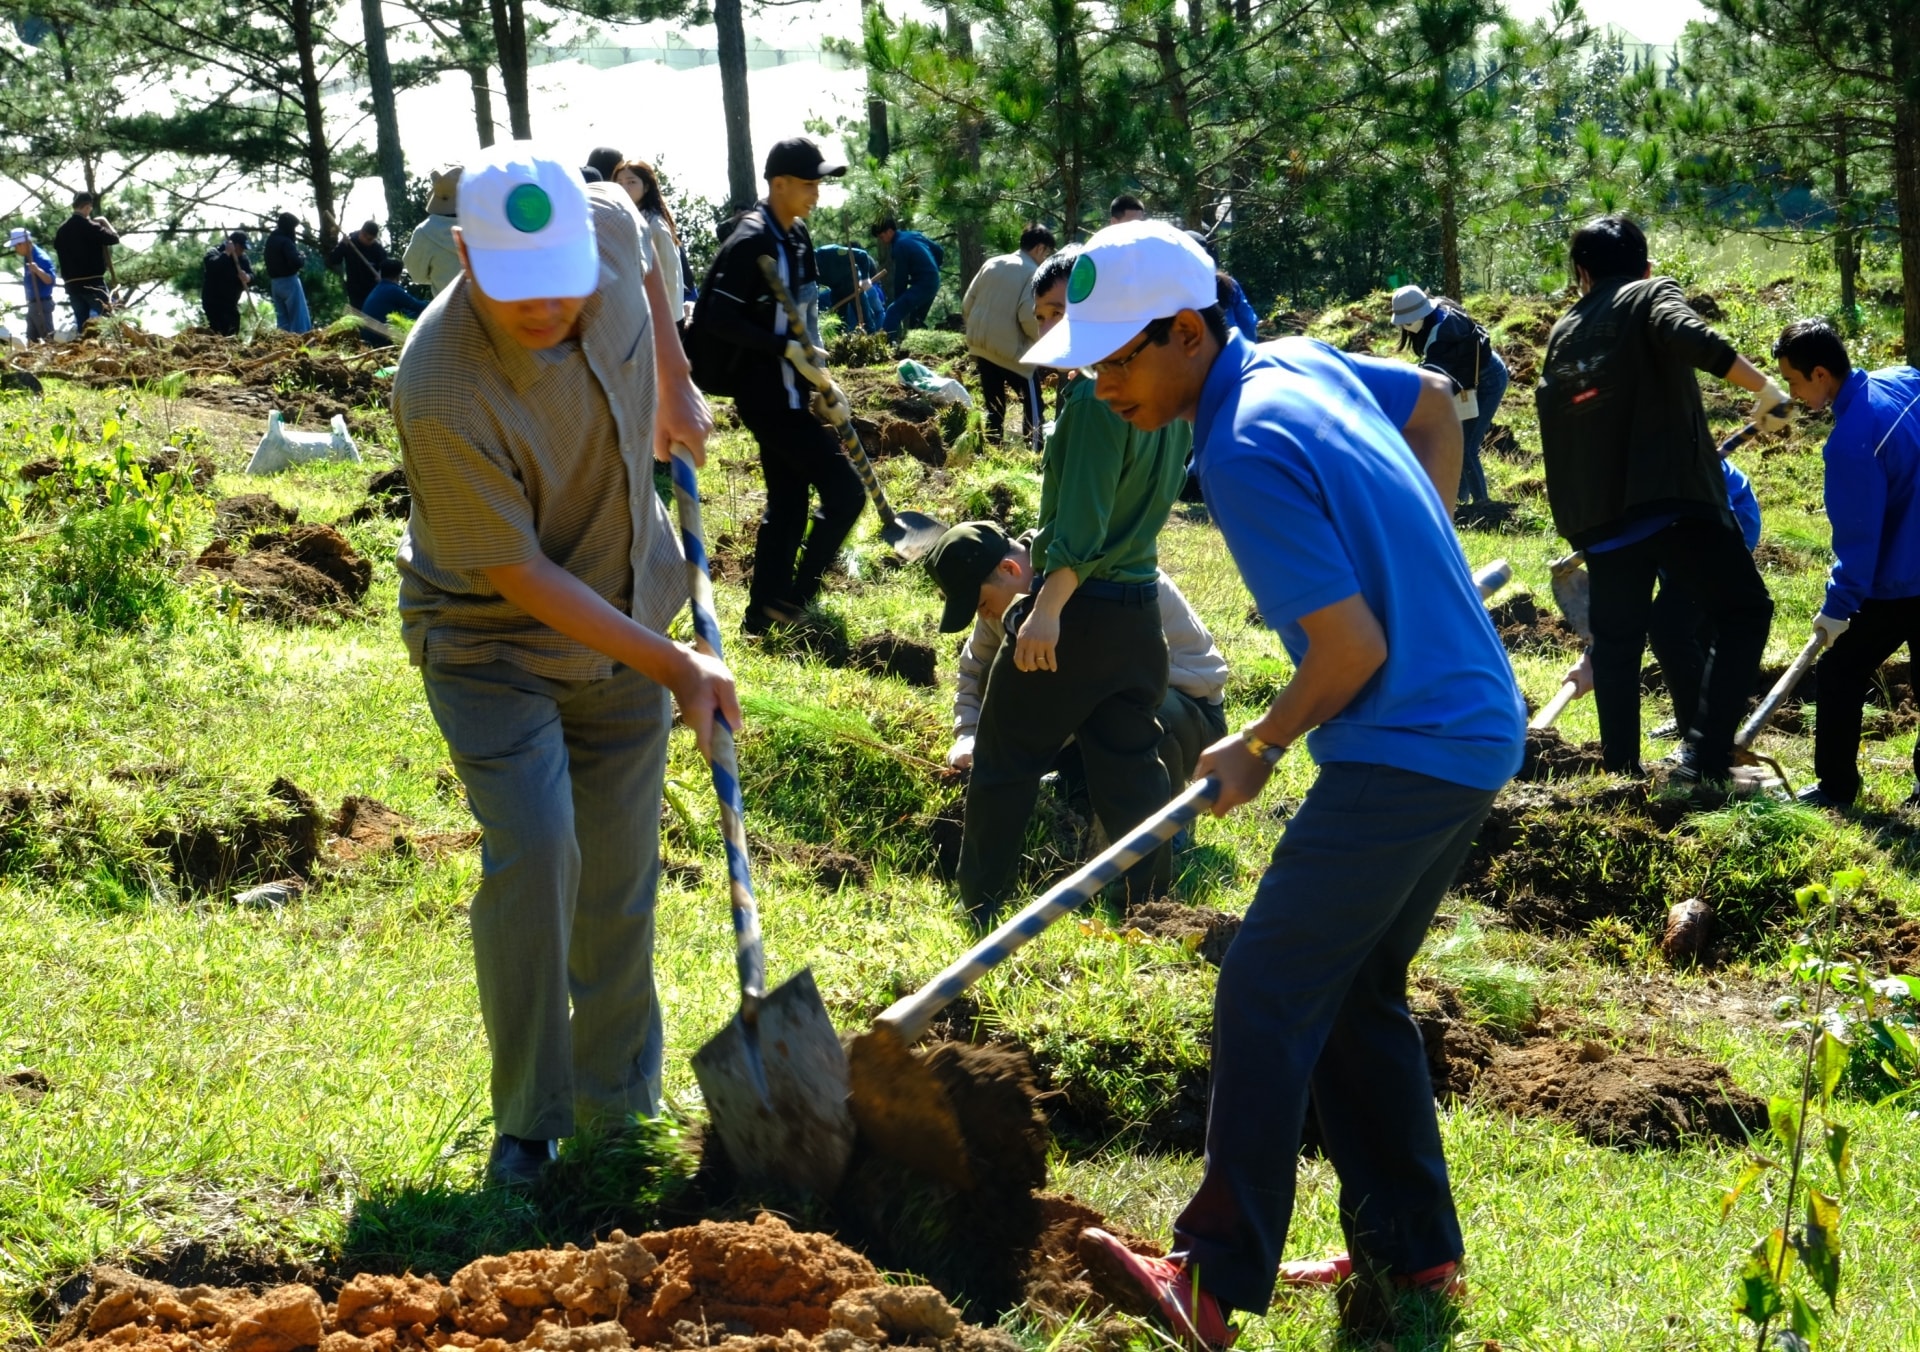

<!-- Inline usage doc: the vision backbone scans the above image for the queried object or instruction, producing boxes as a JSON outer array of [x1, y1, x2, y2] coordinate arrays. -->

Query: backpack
[[685, 269, 740, 399]]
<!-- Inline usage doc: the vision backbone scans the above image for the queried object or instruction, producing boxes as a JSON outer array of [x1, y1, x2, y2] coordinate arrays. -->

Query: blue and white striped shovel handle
[[669, 444, 766, 1013], [877, 776, 1223, 1045]]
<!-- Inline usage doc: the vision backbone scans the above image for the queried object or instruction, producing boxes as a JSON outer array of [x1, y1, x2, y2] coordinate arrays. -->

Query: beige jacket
[[962, 250, 1040, 374], [403, 215, 461, 297]]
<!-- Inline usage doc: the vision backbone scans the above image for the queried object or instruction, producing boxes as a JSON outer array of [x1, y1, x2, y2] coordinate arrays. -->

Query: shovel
[[756, 256, 948, 560], [668, 445, 856, 1196], [1727, 631, 1827, 792], [1473, 558, 1513, 602], [847, 777, 1221, 1190]]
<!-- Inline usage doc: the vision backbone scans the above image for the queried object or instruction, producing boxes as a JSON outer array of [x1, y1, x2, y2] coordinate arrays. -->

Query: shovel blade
[[1549, 554, 1592, 641], [692, 968, 855, 1196], [881, 511, 948, 562], [846, 1023, 973, 1190]]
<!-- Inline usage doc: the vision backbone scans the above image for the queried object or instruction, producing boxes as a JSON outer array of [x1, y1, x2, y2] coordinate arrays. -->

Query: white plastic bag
[[246, 410, 362, 475], [898, 359, 972, 409]]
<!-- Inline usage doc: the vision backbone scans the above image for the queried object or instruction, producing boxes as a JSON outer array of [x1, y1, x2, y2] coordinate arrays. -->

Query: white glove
[[809, 386, 851, 428], [1813, 612, 1851, 647], [947, 735, 975, 770], [1563, 649, 1593, 697], [1752, 379, 1791, 433]]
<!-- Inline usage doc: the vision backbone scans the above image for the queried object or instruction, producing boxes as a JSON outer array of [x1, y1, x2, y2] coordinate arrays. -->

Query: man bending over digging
[[1032, 223, 1525, 1345], [392, 142, 735, 1189], [943, 245, 1191, 927]]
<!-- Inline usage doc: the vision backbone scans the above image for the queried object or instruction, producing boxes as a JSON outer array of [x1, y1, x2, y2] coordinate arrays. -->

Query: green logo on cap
[[1067, 254, 1097, 304], [505, 183, 553, 234]]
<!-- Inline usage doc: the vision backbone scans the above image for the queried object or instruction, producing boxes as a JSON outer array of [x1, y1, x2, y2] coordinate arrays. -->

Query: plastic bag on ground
[[898, 359, 972, 408]]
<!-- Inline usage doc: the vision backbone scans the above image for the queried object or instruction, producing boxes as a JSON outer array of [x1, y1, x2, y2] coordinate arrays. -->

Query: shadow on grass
[[1174, 843, 1240, 904], [338, 1117, 703, 1278]]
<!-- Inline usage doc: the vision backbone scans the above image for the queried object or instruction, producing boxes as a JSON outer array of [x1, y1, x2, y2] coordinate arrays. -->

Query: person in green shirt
[[931, 246, 1191, 925]]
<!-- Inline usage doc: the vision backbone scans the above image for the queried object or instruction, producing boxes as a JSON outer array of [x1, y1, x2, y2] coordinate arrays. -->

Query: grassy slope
[[3, 270, 1919, 1350]]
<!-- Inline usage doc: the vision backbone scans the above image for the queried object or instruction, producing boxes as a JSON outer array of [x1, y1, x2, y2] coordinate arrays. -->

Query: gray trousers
[[422, 658, 670, 1140], [26, 296, 56, 343]]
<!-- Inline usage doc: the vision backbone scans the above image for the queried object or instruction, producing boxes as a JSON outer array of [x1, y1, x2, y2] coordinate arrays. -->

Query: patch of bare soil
[[1486, 593, 1582, 656], [1516, 727, 1608, 782], [215, 495, 300, 538], [48, 1219, 1018, 1352], [193, 525, 372, 623], [148, 777, 324, 893], [1473, 1040, 1766, 1149], [146, 448, 218, 491], [1410, 985, 1499, 1103], [757, 840, 871, 892], [1119, 900, 1241, 966], [849, 634, 937, 688], [327, 796, 478, 866], [342, 469, 410, 524], [1483, 423, 1529, 463], [4, 1066, 52, 1103], [1452, 500, 1525, 533]]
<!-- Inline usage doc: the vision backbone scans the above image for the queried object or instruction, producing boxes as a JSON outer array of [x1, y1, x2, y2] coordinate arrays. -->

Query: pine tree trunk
[[458, 0, 497, 148], [1897, 91, 1920, 367], [947, 5, 985, 287], [489, 0, 531, 140], [715, 0, 756, 212], [1834, 113, 1857, 324], [362, 0, 410, 227], [862, 0, 888, 162], [293, 0, 338, 250]]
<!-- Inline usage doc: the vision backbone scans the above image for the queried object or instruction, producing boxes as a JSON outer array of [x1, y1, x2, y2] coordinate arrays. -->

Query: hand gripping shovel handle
[[668, 445, 766, 1015], [875, 777, 1222, 1045], [755, 255, 901, 528], [1736, 631, 1826, 750]]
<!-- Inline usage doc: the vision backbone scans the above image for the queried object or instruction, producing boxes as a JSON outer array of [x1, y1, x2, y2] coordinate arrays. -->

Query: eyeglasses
[[1085, 332, 1156, 377]]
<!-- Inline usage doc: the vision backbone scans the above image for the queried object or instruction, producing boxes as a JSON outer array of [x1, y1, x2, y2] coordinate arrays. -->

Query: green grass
[[4, 259, 1920, 1350]]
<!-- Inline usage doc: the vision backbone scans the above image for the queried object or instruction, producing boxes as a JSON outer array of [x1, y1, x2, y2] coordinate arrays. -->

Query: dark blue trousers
[[1172, 762, 1497, 1313]]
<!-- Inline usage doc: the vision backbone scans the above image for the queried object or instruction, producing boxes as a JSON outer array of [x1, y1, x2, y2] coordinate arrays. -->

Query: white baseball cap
[[1022, 220, 1218, 370], [457, 141, 598, 302]]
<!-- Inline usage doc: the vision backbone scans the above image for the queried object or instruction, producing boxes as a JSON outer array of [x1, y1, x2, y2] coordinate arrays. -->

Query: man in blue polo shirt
[[1775, 317, 1920, 809], [1032, 222, 1525, 1346]]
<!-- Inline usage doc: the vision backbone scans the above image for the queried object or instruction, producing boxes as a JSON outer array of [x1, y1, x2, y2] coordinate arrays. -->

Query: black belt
[[1049, 575, 1158, 605]]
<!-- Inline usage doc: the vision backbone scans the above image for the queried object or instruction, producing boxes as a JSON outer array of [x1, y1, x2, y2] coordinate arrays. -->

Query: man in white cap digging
[[1040, 221, 1524, 1344], [391, 140, 735, 1189]]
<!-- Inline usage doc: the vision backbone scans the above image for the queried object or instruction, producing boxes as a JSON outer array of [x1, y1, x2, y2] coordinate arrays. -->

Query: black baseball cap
[[926, 521, 1013, 632], [763, 136, 848, 182]]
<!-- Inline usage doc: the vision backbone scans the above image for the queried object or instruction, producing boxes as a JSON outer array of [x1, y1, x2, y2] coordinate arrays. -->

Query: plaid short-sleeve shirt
[[393, 185, 684, 680]]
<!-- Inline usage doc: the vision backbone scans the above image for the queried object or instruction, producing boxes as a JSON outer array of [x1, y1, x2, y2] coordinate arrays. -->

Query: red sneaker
[[1078, 1228, 1237, 1350], [1277, 1253, 1352, 1286]]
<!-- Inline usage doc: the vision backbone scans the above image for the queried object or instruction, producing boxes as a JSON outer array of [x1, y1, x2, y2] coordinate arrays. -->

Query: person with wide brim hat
[[1389, 284, 1510, 509], [1037, 221, 1524, 1345]]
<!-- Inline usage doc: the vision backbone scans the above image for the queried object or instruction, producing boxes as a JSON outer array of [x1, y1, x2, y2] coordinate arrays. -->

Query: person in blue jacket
[[1776, 317, 1920, 808], [359, 257, 426, 346], [1036, 222, 1523, 1346], [870, 217, 943, 338], [1185, 231, 1259, 339]]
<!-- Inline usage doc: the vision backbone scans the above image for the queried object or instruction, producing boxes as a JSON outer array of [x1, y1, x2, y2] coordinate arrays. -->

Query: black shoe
[[1649, 719, 1682, 741], [1795, 784, 1852, 810], [486, 1134, 556, 1189], [740, 600, 805, 636]]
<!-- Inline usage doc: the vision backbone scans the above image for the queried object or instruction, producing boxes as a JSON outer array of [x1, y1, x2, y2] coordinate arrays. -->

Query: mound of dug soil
[[214, 495, 299, 538], [50, 1218, 1018, 1352], [849, 634, 937, 688], [1473, 1040, 1766, 1149], [1516, 727, 1608, 782], [149, 777, 324, 893], [342, 469, 410, 525], [328, 795, 478, 866], [1487, 593, 1581, 655], [194, 526, 372, 623], [1119, 901, 1241, 966]]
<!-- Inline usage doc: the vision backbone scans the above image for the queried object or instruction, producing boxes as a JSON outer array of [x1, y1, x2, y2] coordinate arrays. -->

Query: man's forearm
[[1033, 566, 1080, 619], [484, 554, 692, 688], [1724, 355, 1768, 395], [645, 262, 693, 381], [1400, 369, 1464, 505]]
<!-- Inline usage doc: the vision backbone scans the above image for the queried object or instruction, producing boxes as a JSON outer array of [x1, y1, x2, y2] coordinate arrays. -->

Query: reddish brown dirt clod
[[51, 1219, 1014, 1352], [1473, 1040, 1765, 1149], [1119, 901, 1241, 966], [193, 526, 371, 623], [1662, 899, 1714, 965], [1516, 728, 1607, 783], [1486, 594, 1582, 655]]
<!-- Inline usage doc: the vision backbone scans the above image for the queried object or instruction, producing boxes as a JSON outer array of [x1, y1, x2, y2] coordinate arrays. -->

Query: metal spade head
[[882, 511, 948, 562], [1548, 552, 1592, 641], [692, 967, 855, 1197]]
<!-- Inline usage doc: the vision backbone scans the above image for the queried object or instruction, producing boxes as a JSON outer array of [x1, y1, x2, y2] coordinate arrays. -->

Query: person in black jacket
[[200, 232, 254, 336], [52, 191, 118, 332], [690, 136, 866, 637], [1536, 215, 1787, 787], [328, 220, 388, 309], [264, 213, 310, 333], [1391, 286, 1509, 510]]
